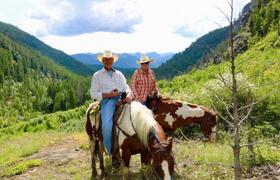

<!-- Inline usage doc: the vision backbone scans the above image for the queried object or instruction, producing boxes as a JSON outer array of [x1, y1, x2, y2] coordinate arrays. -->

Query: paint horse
[[85, 101, 175, 179], [146, 92, 218, 141]]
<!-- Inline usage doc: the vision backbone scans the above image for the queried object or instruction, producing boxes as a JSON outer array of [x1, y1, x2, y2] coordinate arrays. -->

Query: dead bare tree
[[227, 0, 243, 179]]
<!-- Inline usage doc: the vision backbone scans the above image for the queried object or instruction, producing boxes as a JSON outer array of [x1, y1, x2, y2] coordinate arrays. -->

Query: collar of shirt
[[139, 68, 152, 75], [101, 67, 116, 77], [101, 67, 116, 73]]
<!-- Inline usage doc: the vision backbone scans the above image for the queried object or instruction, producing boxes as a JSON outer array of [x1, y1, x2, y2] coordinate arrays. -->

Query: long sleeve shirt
[[131, 68, 157, 102], [90, 68, 131, 101]]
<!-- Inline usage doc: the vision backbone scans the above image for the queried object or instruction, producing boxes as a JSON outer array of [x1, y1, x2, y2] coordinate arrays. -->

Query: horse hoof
[[91, 174, 96, 180], [91, 170, 98, 178], [101, 170, 108, 177]]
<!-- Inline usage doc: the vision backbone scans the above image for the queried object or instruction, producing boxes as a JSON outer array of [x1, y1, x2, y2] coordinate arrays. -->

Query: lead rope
[[113, 103, 139, 140], [129, 103, 137, 134]]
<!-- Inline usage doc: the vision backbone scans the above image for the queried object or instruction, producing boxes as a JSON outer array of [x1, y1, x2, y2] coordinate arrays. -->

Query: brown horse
[[85, 101, 175, 179], [146, 92, 218, 141]]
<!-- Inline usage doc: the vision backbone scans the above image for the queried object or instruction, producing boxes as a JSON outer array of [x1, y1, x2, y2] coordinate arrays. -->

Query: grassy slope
[[158, 32, 280, 117]]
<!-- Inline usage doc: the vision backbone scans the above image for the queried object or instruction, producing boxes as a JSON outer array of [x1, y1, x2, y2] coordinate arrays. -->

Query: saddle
[[88, 96, 128, 140]]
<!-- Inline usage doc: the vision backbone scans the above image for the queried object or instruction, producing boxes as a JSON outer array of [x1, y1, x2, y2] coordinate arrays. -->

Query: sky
[[0, 0, 250, 54]]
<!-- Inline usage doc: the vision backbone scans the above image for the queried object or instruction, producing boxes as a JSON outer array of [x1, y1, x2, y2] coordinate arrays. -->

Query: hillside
[[0, 21, 95, 76], [158, 31, 280, 130], [0, 32, 90, 129], [155, 26, 230, 79]]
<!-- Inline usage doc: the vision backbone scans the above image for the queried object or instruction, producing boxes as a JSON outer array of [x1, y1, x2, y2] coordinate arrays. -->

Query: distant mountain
[[72, 52, 174, 68], [0, 21, 95, 76]]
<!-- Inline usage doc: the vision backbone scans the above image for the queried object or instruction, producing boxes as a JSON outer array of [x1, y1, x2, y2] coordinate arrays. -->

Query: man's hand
[[110, 89, 119, 97], [123, 96, 132, 103]]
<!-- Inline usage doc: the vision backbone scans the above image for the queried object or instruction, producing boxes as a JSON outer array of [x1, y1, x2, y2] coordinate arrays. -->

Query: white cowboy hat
[[136, 54, 153, 64], [97, 50, 118, 62]]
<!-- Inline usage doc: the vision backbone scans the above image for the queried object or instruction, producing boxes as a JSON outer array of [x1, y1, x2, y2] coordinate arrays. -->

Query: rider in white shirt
[[90, 50, 132, 168]]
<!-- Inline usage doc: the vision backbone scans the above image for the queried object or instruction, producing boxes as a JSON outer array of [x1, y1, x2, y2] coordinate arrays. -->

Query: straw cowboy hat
[[136, 54, 153, 64], [97, 50, 118, 62]]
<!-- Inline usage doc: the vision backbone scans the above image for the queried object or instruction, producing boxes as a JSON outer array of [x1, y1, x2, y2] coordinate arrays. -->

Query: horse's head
[[200, 109, 218, 142], [150, 137, 175, 180], [146, 91, 161, 113]]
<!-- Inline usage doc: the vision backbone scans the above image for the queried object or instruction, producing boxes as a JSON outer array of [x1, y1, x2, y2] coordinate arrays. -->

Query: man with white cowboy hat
[[90, 50, 132, 168], [131, 54, 158, 105]]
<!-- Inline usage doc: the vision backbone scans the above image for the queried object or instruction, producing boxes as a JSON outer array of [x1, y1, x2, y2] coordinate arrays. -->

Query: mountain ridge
[[72, 52, 174, 68], [0, 21, 95, 76]]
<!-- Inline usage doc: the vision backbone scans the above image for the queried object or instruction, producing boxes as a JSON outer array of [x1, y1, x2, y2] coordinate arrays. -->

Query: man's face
[[141, 62, 149, 71], [102, 57, 114, 69]]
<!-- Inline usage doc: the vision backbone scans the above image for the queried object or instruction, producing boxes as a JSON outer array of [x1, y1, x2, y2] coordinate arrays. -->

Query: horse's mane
[[130, 101, 159, 148]]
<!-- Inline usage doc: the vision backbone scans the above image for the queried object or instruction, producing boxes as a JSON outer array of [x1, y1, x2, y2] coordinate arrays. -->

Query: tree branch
[[238, 100, 254, 127], [217, 7, 231, 23], [207, 94, 234, 127]]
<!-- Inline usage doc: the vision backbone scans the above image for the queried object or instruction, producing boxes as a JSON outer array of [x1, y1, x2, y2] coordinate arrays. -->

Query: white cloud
[[41, 31, 194, 54], [21, 0, 142, 36], [1, 0, 250, 53]]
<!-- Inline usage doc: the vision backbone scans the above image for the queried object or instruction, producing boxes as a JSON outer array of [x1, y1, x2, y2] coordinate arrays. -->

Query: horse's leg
[[89, 139, 98, 178], [98, 141, 107, 177], [140, 151, 152, 180], [140, 151, 151, 165], [121, 148, 131, 180], [121, 148, 132, 167]]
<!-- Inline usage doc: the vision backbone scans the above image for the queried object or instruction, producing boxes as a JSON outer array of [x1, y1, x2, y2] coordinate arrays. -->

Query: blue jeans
[[100, 97, 119, 155]]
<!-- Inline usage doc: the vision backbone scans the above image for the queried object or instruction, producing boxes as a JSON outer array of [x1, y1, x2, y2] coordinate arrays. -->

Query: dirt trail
[[4, 136, 146, 180], [4, 137, 90, 180]]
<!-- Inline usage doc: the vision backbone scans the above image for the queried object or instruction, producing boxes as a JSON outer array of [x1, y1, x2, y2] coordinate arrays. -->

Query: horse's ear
[[155, 91, 159, 96], [155, 91, 162, 99]]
